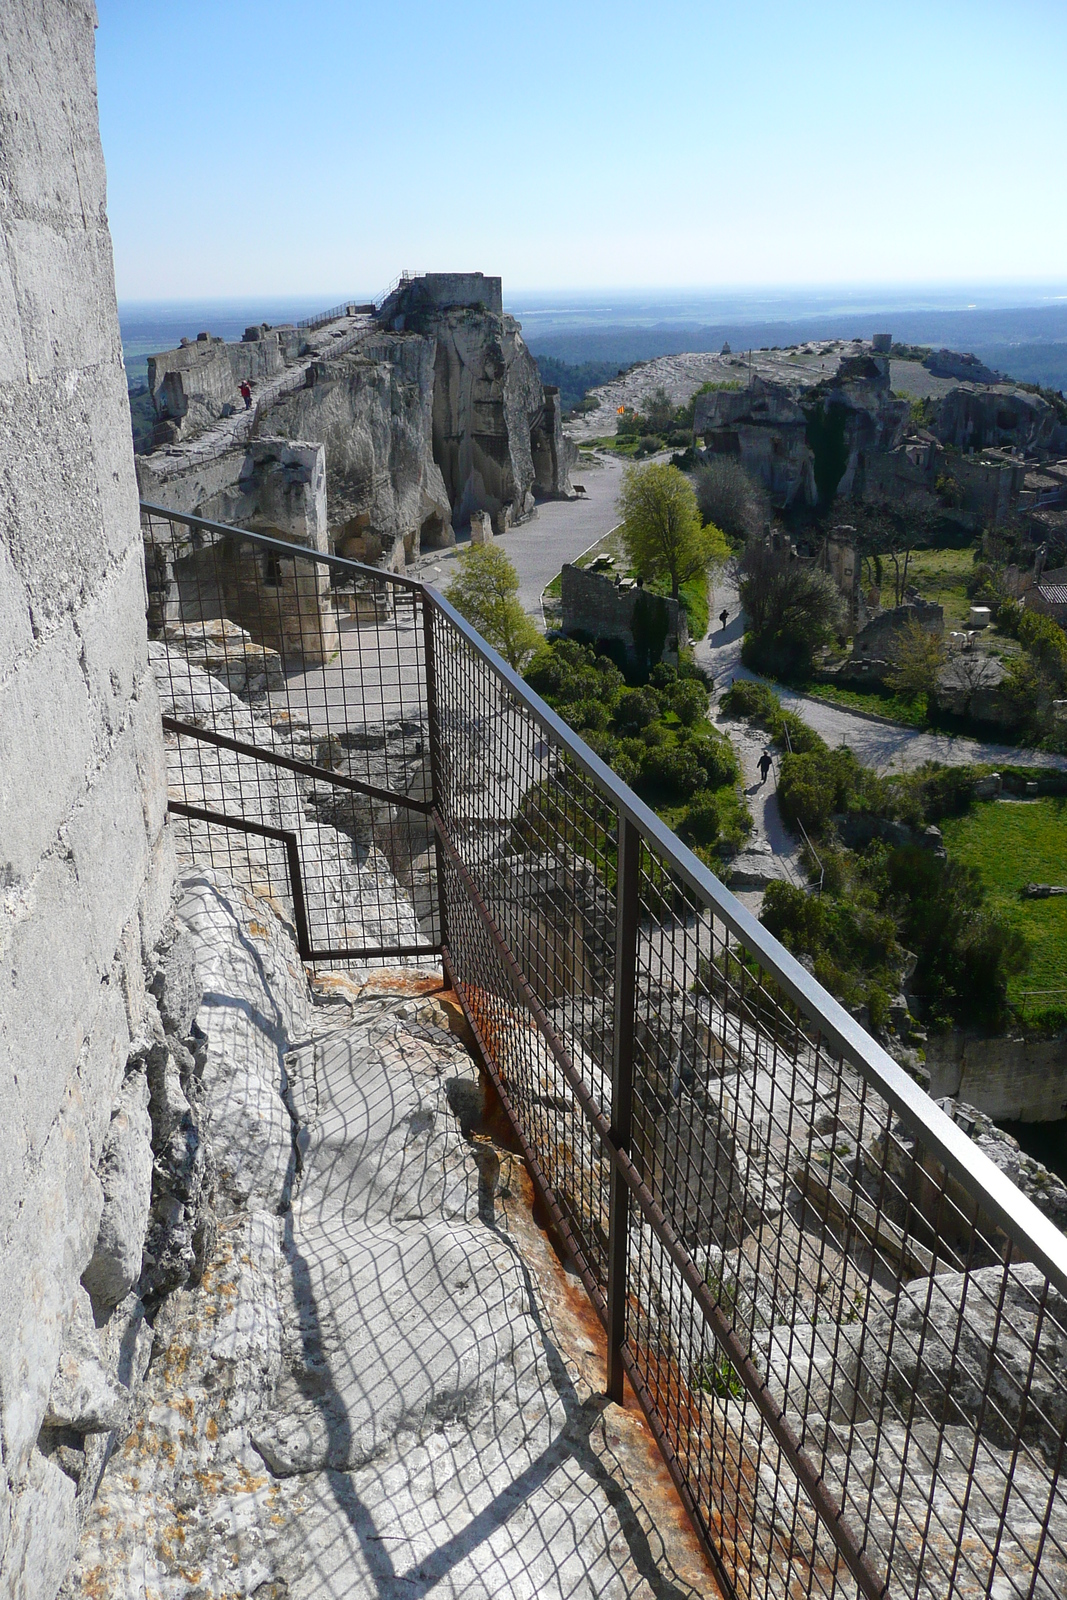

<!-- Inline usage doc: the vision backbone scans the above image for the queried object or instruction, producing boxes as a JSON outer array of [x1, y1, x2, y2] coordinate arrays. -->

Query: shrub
[[721, 679, 781, 723], [637, 744, 705, 801], [883, 848, 1029, 1030], [613, 687, 660, 733], [682, 790, 722, 846], [777, 748, 860, 835], [690, 735, 741, 788], [1017, 609, 1067, 684], [637, 434, 661, 456], [690, 457, 770, 544], [569, 698, 610, 732], [670, 678, 710, 726]]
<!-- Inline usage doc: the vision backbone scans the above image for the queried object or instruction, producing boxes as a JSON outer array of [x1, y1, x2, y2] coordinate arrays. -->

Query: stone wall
[[0, 3, 172, 1592], [560, 565, 687, 666], [926, 1032, 1067, 1123]]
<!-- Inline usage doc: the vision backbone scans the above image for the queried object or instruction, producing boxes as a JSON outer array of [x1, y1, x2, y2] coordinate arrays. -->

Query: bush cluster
[[722, 677, 1032, 1030], [525, 639, 749, 855]]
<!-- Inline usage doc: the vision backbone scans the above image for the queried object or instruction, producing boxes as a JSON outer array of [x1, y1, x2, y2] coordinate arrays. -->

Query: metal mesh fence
[[144, 501, 1067, 1599], [142, 504, 439, 961], [426, 593, 1067, 1600]]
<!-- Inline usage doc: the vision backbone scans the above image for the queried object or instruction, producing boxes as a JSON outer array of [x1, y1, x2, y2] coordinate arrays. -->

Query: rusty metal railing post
[[606, 813, 640, 1403], [421, 591, 450, 951]]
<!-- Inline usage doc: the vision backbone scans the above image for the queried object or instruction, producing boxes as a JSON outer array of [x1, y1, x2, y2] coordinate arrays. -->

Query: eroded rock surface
[[66, 872, 710, 1598]]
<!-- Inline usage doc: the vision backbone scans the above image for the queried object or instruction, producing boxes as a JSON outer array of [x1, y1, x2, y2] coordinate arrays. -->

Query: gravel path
[[699, 568, 1067, 777], [414, 454, 627, 623]]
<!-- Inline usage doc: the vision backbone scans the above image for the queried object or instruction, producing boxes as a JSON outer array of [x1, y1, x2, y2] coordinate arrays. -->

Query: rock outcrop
[[65, 870, 711, 1599], [137, 273, 575, 580]]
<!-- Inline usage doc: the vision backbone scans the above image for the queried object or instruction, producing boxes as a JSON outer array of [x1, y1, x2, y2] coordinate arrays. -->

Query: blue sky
[[96, 0, 1067, 301]]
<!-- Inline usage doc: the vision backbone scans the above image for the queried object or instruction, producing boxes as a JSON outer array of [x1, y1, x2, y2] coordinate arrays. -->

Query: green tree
[[738, 537, 843, 677], [617, 462, 727, 601], [886, 619, 946, 703], [445, 544, 541, 671]]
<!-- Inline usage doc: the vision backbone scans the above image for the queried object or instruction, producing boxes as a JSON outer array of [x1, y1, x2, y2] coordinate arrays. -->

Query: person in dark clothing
[[239, 381, 252, 410], [719, 608, 729, 632], [758, 749, 773, 785]]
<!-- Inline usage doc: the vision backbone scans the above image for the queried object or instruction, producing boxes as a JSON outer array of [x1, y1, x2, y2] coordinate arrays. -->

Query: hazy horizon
[[118, 283, 1067, 393]]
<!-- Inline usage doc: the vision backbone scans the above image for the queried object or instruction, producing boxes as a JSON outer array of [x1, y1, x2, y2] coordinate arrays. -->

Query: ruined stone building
[[135, 272, 575, 608], [692, 346, 907, 509]]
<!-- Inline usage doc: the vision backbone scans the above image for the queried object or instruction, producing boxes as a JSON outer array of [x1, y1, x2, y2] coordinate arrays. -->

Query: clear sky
[[95, 0, 1067, 302]]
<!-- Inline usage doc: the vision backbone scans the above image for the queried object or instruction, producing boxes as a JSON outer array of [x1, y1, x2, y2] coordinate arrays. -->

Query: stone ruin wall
[[136, 274, 577, 602], [0, 3, 173, 1591]]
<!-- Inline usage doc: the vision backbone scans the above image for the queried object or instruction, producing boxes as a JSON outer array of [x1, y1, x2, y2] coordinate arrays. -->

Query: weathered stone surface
[[69, 878, 709, 1598], [861, 1262, 1067, 1457], [0, 4, 171, 1587], [81, 1071, 154, 1313], [44, 1291, 132, 1435]]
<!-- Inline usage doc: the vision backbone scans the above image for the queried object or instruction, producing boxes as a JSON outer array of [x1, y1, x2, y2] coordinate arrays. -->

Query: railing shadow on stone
[[142, 500, 1067, 1600]]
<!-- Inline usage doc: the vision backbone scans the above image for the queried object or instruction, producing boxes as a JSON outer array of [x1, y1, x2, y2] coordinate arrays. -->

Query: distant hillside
[[532, 354, 630, 412], [529, 304, 1067, 397]]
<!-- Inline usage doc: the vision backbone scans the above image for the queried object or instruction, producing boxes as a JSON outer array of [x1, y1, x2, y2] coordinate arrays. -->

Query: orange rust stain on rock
[[504, 1129, 725, 1595], [205, 1416, 218, 1441], [312, 968, 447, 1002]]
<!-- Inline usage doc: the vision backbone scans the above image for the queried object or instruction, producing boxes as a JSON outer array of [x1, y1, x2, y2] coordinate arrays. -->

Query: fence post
[[606, 813, 640, 1403], [421, 591, 450, 951]]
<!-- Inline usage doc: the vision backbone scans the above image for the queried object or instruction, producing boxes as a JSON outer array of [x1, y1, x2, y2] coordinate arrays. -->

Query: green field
[[895, 545, 974, 628], [941, 797, 1067, 1027]]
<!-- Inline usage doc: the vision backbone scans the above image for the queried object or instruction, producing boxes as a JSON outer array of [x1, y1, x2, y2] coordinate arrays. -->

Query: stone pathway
[[411, 453, 627, 624], [700, 568, 1067, 777]]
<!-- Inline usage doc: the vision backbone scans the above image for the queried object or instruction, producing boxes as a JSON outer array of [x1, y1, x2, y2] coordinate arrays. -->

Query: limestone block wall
[[561, 565, 686, 664], [926, 1032, 1067, 1123], [0, 3, 172, 1589]]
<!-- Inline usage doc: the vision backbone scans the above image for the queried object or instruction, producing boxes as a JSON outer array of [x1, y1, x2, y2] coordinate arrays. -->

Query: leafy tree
[[445, 544, 541, 671], [690, 457, 770, 544], [617, 463, 728, 601], [886, 619, 946, 703], [738, 538, 843, 677]]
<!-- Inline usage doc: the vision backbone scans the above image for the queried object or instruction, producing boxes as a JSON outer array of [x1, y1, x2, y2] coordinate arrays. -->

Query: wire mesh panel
[[141, 504, 439, 961], [429, 597, 616, 1295], [425, 585, 1067, 1600], [140, 502, 1067, 1599]]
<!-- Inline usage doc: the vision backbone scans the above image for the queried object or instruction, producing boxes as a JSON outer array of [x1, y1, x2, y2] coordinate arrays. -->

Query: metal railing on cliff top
[[142, 500, 1067, 1600]]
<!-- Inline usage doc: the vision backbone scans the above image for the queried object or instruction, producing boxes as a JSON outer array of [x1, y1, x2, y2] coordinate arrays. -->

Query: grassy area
[[807, 680, 928, 728], [941, 797, 1067, 1028], [900, 546, 976, 629]]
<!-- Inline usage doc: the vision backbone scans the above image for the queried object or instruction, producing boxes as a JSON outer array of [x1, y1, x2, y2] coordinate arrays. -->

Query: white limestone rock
[[860, 1261, 1067, 1458], [44, 1291, 132, 1435], [81, 1070, 154, 1313]]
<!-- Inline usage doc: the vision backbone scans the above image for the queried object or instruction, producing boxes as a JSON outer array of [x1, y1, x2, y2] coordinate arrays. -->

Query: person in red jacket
[[239, 380, 252, 410]]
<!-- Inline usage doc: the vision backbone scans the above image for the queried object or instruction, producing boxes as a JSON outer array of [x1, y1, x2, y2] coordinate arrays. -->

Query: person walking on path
[[719, 608, 729, 633], [239, 380, 252, 410], [758, 749, 773, 785]]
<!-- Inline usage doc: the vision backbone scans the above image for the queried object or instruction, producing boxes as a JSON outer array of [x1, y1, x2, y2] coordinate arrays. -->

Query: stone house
[[1027, 566, 1067, 626]]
